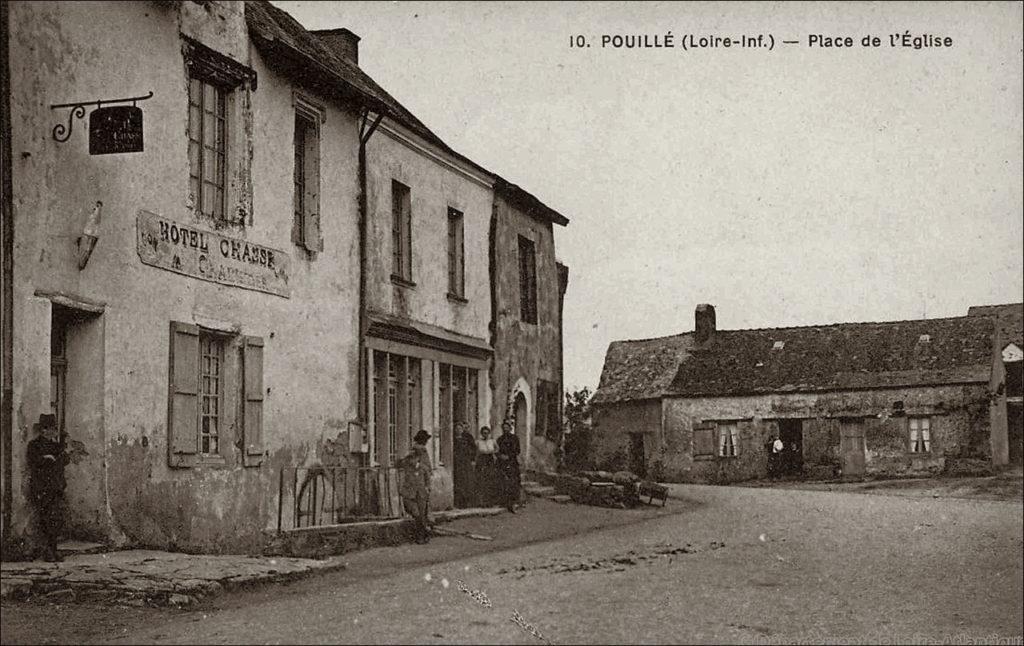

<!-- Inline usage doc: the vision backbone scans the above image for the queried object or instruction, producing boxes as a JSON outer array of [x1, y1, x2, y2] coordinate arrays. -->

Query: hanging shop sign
[[136, 210, 291, 298], [50, 91, 153, 154]]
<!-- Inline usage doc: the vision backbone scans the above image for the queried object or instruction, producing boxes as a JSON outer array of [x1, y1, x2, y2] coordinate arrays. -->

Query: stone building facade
[[591, 304, 1020, 484], [0, 0, 570, 555]]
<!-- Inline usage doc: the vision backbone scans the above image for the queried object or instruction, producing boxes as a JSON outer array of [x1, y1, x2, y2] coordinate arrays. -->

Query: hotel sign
[[137, 210, 290, 298]]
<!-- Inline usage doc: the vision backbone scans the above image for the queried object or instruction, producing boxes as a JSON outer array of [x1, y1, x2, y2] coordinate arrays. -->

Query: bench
[[638, 481, 669, 507]]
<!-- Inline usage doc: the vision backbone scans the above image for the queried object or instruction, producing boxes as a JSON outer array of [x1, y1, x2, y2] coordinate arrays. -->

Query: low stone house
[[591, 304, 1021, 483]]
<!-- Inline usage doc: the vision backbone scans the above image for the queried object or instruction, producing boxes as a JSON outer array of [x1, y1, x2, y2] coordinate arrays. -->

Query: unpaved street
[[33, 484, 1021, 645]]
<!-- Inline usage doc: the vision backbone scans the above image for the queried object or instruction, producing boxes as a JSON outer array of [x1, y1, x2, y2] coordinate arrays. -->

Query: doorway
[[628, 433, 646, 478], [777, 419, 804, 476], [839, 418, 866, 477]]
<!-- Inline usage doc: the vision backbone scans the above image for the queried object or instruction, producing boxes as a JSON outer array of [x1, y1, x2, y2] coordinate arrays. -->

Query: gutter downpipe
[[357, 108, 382, 463], [1, 0, 15, 548]]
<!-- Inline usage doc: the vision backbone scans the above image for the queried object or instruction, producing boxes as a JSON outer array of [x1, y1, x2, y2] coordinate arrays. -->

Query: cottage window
[[909, 417, 931, 453], [292, 101, 323, 252], [167, 322, 264, 468], [391, 180, 413, 283], [718, 423, 739, 457], [518, 236, 538, 324], [447, 208, 465, 299]]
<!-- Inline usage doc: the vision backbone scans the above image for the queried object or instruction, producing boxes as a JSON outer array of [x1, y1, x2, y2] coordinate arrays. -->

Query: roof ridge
[[611, 331, 692, 345], [709, 314, 991, 335]]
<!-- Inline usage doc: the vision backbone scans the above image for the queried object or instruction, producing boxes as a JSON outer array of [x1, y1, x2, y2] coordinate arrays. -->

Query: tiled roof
[[968, 303, 1023, 348], [668, 316, 995, 397], [246, 2, 569, 227], [591, 334, 694, 405]]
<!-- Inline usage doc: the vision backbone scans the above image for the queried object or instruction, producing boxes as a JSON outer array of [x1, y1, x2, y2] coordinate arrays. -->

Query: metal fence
[[277, 466, 404, 531]]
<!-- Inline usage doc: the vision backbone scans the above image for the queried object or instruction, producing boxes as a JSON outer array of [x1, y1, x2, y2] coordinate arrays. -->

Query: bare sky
[[273, 1, 1024, 392]]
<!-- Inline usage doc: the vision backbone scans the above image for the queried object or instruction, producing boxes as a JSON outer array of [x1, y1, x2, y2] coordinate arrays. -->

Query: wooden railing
[[277, 466, 403, 531]]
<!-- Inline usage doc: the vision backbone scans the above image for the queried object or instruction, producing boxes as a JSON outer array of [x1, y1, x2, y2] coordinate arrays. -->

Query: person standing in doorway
[[496, 418, 522, 513], [475, 426, 498, 506], [453, 422, 477, 509], [398, 430, 433, 544], [27, 414, 68, 562], [772, 434, 785, 477]]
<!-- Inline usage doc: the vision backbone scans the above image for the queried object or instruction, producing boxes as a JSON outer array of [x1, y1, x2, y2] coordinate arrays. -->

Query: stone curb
[[0, 557, 347, 607]]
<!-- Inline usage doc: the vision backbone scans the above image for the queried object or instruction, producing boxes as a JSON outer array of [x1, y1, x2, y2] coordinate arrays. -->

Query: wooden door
[[840, 419, 866, 477]]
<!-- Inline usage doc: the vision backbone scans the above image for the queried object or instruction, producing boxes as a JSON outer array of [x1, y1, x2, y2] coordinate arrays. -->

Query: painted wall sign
[[136, 210, 290, 298], [89, 106, 144, 155]]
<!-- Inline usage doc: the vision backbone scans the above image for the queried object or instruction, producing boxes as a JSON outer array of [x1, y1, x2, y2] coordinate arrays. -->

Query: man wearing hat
[[398, 430, 433, 544], [27, 413, 69, 561]]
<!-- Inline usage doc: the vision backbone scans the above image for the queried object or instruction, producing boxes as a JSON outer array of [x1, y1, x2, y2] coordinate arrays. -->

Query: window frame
[[447, 207, 466, 300], [187, 74, 228, 221], [518, 235, 538, 324], [391, 180, 414, 284], [198, 332, 225, 457], [292, 94, 325, 252]]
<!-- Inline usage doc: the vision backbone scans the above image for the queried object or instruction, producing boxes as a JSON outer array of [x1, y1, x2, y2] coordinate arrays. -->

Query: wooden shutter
[[693, 424, 715, 457], [302, 127, 323, 252], [168, 321, 200, 468], [243, 335, 265, 467]]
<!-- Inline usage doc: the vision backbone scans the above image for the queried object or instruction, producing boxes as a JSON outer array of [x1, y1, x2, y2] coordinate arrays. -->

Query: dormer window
[[772, 340, 785, 350]]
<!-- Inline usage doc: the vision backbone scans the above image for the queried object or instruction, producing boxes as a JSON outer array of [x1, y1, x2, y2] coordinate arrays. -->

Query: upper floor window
[[188, 76, 227, 220], [181, 36, 257, 225], [518, 235, 537, 324], [447, 208, 465, 299], [292, 98, 323, 252], [909, 417, 931, 453], [391, 180, 413, 283]]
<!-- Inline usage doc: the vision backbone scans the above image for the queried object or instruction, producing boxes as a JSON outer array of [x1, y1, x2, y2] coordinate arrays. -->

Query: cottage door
[[628, 433, 646, 478], [778, 419, 803, 475], [839, 419, 866, 477]]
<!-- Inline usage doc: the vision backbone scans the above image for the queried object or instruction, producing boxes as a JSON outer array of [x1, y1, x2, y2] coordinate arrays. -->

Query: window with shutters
[[292, 95, 324, 253], [447, 208, 465, 300], [518, 236, 537, 324], [167, 322, 264, 468], [391, 180, 413, 284], [693, 424, 715, 458], [909, 416, 931, 453]]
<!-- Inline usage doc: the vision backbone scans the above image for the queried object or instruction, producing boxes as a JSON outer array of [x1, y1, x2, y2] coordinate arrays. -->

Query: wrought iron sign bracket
[[50, 91, 154, 143]]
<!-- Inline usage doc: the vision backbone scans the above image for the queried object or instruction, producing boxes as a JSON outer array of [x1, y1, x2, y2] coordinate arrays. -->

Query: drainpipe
[[356, 108, 382, 464], [1, 0, 14, 546]]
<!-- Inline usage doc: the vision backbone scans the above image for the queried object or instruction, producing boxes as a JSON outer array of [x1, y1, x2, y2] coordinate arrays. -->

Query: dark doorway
[[777, 419, 804, 476], [1008, 403, 1023, 466], [628, 433, 646, 478]]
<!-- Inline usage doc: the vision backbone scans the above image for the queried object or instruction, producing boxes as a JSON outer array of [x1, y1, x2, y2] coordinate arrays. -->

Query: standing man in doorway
[[27, 413, 68, 561], [398, 430, 433, 544]]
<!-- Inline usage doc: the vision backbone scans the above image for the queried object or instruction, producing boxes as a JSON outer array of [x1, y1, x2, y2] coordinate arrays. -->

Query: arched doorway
[[513, 392, 528, 437]]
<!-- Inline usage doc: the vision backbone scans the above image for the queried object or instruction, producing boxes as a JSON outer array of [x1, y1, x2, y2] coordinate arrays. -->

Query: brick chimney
[[695, 304, 716, 344], [313, 28, 361, 66]]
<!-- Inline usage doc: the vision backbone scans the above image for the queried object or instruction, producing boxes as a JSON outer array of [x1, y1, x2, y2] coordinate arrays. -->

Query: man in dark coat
[[496, 418, 522, 513], [453, 422, 477, 508], [27, 414, 69, 562], [398, 430, 433, 543]]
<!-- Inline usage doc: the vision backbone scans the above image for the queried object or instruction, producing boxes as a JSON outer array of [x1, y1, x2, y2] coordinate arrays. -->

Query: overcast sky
[[274, 1, 1024, 392]]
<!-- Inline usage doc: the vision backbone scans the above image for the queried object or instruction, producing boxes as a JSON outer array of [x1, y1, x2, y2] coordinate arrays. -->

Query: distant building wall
[[656, 384, 992, 483], [490, 192, 562, 472]]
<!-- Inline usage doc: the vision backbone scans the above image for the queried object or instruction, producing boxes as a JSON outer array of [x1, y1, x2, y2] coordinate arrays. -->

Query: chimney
[[313, 28, 361, 66], [695, 304, 716, 344]]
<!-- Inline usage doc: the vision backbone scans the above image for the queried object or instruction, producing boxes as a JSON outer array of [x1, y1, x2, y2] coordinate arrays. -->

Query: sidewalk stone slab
[[0, 549, 344, 605]]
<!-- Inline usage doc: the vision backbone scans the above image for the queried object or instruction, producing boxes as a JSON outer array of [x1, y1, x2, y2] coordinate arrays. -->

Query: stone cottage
[[0, 0, 571, 555], [591, 304, 1021, 483]]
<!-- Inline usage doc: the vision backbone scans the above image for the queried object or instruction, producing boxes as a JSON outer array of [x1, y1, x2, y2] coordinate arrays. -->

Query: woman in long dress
[[496, 419, 521, 513], [475, 426, 498, 506]]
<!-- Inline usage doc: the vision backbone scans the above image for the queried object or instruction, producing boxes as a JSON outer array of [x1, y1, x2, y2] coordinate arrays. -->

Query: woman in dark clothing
[[496, 419, 522, 513], [475, 426, 498, 506], [453, 422, 477, 508]]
